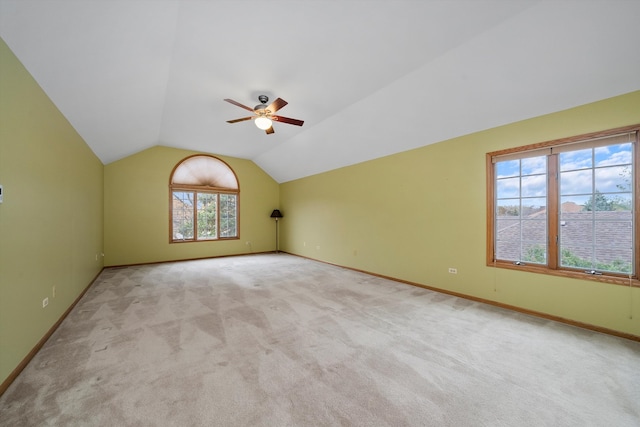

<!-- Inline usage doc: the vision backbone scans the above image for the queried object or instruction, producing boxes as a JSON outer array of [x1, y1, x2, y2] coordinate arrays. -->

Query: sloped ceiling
[[1, 0, 639, 183]]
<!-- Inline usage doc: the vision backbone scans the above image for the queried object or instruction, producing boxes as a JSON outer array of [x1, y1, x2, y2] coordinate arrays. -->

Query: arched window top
[[171, 155, 238, 190]]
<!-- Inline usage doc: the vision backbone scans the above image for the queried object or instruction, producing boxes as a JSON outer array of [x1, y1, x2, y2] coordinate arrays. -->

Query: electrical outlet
[[448, 268, 458, 274], [42, 297, 49, 308], [52, 286, 56, 298], [246, 241, 251, 245]]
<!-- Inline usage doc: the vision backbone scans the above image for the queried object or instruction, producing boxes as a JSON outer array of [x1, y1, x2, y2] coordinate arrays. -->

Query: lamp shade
[[255, 116, 273, 130], [270, 209, 283, 218]]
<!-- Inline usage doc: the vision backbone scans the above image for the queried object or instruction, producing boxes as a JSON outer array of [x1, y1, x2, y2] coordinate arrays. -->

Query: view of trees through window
[[172, 192, 237, 241]]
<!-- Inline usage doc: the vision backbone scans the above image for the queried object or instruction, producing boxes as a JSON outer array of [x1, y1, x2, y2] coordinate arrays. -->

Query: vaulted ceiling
[[1, 0, 639, 182]]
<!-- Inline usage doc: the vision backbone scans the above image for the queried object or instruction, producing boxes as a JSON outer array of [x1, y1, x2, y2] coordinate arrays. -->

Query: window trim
[[169, 155, 240, 243], [486, 124, 640, 287]]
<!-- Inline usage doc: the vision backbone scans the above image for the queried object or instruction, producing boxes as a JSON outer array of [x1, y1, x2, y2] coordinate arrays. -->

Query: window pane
[[560, 169, 592, 195], [219, 194, 238, 238], [594, 143, 632, 167], [172, 191, 194, 240], [595, 220, 632, 248], [522, 197, 546, 219], [497, 199, 520, 217], [559, 141, 634, 274], [595, 166, 631, 193], [496, 218, 521, 261], [197, 193, 217, 240], [494, 156, 547, 263], [560, 148, 592, 171], [595, 247, 632, 274], [560, 195, 590, 216], [521, 156, 546, 175], [608, 193, 633, 212], [496, 242, 520, 261], [521, 219, 547, 243], [521, 175, 546, 197], [497, 177, 520, 198], [560, 219, 592, 254], [561, 245, 595, 270], [522, 241, 546, 264], [496, 160, 520, 178], [496, 219, 520, 241]]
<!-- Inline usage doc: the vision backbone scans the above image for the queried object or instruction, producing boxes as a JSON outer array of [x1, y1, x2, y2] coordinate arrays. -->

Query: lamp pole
[[270, 209, 283, 253]]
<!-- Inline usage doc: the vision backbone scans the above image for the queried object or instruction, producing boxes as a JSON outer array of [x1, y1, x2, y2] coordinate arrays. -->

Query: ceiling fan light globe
[[255, 116, 273, 130]]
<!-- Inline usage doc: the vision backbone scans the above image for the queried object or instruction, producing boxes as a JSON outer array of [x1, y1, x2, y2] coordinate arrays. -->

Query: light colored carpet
[[1, 254, 639, 426]]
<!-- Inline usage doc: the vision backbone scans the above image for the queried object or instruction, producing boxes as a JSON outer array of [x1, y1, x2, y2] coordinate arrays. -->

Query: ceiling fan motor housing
[[255, 95, 270, 114]]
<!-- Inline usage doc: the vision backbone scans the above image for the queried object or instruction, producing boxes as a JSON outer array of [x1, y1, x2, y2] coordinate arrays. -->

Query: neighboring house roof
[[496, 205, 632, 265]]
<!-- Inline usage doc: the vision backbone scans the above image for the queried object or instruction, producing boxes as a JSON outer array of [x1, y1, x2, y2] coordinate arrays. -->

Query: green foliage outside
[[523, 244, 631, 273], [197, 193, 217, 239], [560, 249, 631, 273], [581, 190, 632, 212], [523, 245, 546, 263], [582, 190, 614, 211], [176, 219, 194, 239], [173, 191, 237, 240], [174, 192, 194, 239]]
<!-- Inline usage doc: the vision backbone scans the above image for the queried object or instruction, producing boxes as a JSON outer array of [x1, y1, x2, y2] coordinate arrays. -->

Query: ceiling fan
[[224, 95, 304, 134]]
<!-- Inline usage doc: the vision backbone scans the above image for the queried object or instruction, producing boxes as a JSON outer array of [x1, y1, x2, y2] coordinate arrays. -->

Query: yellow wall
[[104, 146, 280, 266], [280, 91, 640, 337], [0, 39, 104, 384], [1, 31, 638, 391]]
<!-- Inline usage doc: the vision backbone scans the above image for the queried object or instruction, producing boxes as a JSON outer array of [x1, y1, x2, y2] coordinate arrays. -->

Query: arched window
[[169, 155, 239, 242]]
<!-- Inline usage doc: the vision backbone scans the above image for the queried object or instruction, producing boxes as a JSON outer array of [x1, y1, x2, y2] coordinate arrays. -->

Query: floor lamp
[[270, 209, 283, 253]]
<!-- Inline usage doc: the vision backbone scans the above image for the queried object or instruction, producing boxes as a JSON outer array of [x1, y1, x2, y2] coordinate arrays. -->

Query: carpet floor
[[1, 254, 639, 426]]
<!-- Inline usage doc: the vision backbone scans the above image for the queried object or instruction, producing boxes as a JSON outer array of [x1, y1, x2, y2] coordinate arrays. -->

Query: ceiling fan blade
[[266, 98, 288, 113], [272, 115, 304, 126], [265, 126, 275, 135], [226, 116, 255, 123], [224, 98, 255, 112]]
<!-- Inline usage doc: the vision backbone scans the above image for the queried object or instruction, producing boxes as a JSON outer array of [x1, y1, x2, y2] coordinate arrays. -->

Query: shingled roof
[[496, 203, 632, 267]]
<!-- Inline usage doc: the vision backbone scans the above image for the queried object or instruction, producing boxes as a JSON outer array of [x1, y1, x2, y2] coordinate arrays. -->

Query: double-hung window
[[487, 125, 639, 285], [170, 155, 239, 242]]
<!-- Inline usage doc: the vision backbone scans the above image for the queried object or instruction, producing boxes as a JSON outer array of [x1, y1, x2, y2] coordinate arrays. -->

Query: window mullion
[[548, 155, 559, 269], [193, 191, 198, 241], [634, 133, 640, 278], [216, 193, 221, 239]]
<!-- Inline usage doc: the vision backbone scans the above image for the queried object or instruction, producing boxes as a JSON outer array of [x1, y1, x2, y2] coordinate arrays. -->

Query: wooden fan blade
[[266, 98, 287, 113], [272, 115, 304, 126], [224, 99, 255, 112], [265, 126, 275, 134], [226, 116, 255, 123]]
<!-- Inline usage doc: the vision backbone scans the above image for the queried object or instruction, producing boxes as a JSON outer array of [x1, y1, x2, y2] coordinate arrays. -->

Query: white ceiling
[[1, 0, 639, 183]]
